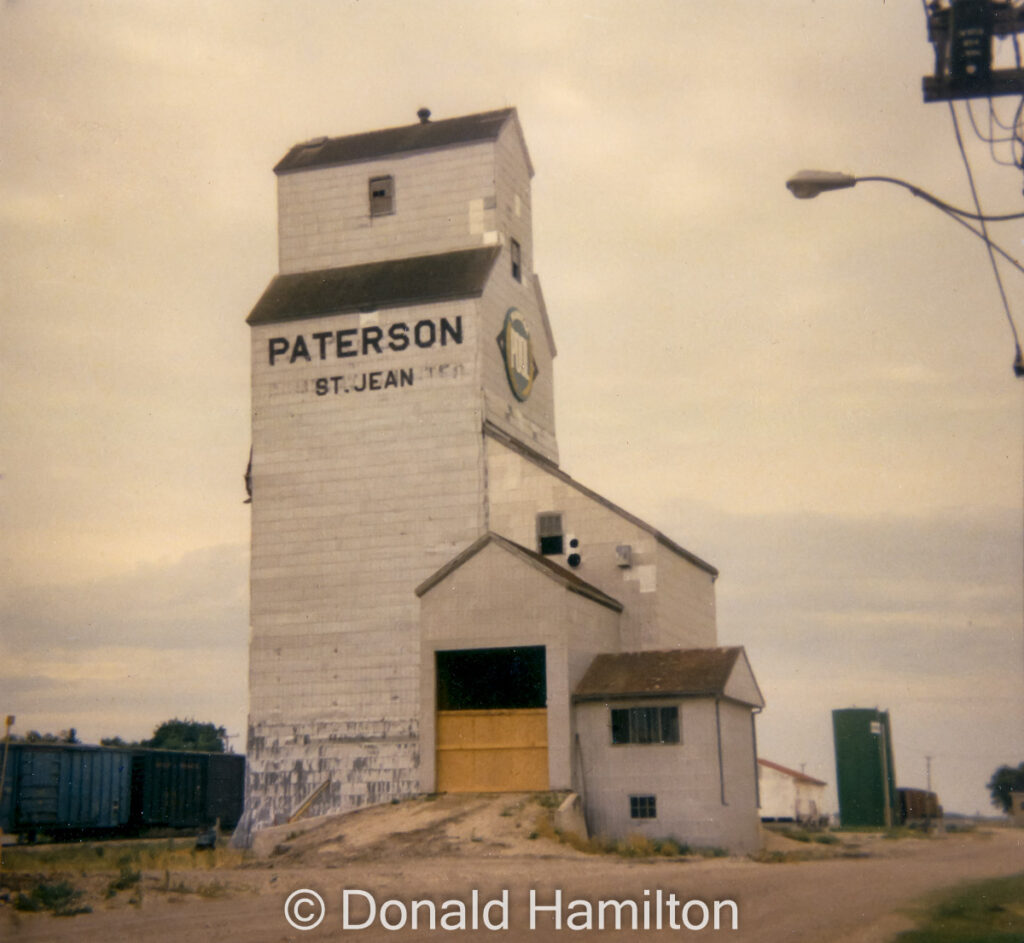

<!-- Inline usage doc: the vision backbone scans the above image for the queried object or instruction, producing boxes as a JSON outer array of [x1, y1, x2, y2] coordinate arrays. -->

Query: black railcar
[[0, 743, 131, 840], [131, 749, 245, 830], [0, 742, 244, 841]]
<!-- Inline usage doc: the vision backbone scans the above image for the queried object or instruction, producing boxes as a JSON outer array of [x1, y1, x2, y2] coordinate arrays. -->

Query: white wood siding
[[277, 142, 500, 274], [486, 435, 716, 651], [576, 698, 760, 852], [247, 299, 485, 822]]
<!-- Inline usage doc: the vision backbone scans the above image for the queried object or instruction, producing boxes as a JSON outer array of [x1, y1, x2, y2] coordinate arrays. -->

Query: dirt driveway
[[3, 796, 1021, 942]]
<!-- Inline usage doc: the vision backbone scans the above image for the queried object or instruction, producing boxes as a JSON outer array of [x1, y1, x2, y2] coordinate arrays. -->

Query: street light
[[786, 170, 858, 199], [785, 169, 1024, 376], [786, 170, 1024, 222]]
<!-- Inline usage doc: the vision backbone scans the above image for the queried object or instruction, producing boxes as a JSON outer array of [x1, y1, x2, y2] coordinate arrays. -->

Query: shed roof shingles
[[573, 648, 745, 701]]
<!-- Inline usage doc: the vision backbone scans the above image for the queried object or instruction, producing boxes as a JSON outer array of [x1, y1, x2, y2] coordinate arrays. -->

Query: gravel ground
[[3, 796, 1021, 942]]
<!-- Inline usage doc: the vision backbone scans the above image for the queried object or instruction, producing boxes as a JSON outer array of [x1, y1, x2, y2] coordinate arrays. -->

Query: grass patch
[[14, 880, 92, 917], [782, 828, 813, 843], [769, 826, 842, 847], [3, 836, 243, 876], [882, 827, 924, 841], [750, 848, 820, 864], [529, 810, 722, 859], [164, 878, 231, 899], [834, 825, 924, 839], [533, 791, 568, 810], [105, 856, 143, 897], [894, 872, 1024, 943]]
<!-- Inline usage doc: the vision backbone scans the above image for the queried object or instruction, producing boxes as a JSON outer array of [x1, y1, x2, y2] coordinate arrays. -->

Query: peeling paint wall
[[244, 720, 420, 826], [245, 117, 540, 831]]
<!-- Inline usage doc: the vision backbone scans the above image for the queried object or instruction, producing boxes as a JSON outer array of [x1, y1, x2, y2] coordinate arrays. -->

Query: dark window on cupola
[[511, 238, 522, 282], [369, 176, 394, 216], [537, 512, 563, 556]]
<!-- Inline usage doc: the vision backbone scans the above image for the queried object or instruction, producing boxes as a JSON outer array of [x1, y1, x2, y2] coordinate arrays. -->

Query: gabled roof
[[484, 423, 718, 578], [247, 247, 500, 327], [274, 108, 531, 176], [758, 758, 827, 787], [573, 647, 763, 707], [415, 532, 623, 613]]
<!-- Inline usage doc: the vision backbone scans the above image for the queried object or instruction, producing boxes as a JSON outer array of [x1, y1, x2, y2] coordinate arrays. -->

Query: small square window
[[369, 176, 394, 216], [537, 512, 563, 555], [630, 795, 657, 819], [511, 238, 522, 282]]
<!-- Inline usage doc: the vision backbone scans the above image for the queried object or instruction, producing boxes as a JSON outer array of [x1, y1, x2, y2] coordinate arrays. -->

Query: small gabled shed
[[573, 648, 765, 853]]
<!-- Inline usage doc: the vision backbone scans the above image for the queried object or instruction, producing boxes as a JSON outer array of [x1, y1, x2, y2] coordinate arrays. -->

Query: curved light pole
[[785, 169, 1024, 376], [787, 170, 1024, 222]]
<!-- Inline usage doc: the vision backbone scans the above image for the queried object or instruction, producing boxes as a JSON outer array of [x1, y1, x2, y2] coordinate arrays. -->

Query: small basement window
[[511, 238, 522, 282], [369, 175, 394, 216], [537, 512, 563, 556], [630, 795, 657, 819], [611, 706, 680, 745]]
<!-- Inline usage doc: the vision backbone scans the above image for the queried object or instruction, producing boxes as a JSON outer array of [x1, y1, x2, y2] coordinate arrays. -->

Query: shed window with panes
[[536, 512, 563, 556], [369, 176, 395, 216], [630, 795, 657, 819], [511, 238, 522, 281], [611, 706, 680, 744]]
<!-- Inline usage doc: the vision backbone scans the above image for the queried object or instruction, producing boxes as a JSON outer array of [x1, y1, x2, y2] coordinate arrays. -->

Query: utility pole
[[923, 0, 1024, 102], [0, 715, 14, 884], [925, 754, 934, 793]]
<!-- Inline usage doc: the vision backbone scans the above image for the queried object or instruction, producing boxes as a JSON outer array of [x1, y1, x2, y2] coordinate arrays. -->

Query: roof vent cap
[[417, 107, 431, 124]]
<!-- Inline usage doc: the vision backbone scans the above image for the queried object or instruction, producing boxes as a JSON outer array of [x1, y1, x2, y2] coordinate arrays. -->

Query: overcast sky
[[2, 1, 1022, 816]]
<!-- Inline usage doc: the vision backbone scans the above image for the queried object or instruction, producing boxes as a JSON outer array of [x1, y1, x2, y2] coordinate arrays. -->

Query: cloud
[[0, 0, 1020, 819], [661, 504, 1024, 813], [0, 543, 249, 744], [0, 646, 247, 747], [2, 543, 248, 652]]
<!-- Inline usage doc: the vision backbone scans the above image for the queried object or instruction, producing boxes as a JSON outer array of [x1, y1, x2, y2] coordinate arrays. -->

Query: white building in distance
[[757, 758, 830, 825]]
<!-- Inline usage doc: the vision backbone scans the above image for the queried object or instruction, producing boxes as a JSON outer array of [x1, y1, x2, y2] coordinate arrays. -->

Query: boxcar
[[0, 743, 245, 840], [0, 743, 132, 839], [130, 750, 245, 830], [897, 787, 942, 825]]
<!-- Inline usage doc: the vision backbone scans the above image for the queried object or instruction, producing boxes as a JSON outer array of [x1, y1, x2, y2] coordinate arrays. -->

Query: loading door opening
[[435, 646, 548, 792]]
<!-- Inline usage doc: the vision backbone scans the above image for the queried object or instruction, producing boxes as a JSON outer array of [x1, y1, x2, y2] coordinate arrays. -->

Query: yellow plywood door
[[436, 708, 548, 792]]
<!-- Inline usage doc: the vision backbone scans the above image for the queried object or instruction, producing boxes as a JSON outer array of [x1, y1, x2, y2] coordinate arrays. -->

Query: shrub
[[15, 880, 92, 917], [106, 858, 142, 896]]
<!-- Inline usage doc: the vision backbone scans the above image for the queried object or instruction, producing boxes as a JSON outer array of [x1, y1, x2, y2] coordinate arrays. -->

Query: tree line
[[6, 719, 229, 753]]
